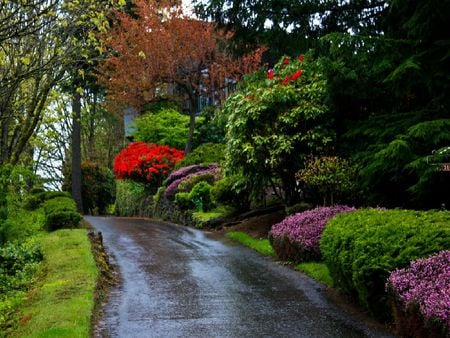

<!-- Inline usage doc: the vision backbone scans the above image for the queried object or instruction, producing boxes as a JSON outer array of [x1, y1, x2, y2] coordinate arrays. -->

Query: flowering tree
[[98, 0, 265, 153], [113, 142, 184, 191], [223, 54, 334, 204]]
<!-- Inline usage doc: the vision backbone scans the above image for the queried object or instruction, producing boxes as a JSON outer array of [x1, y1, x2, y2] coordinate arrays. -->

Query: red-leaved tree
[[97, 0, 265, 153], [113, 142, 184, 190]]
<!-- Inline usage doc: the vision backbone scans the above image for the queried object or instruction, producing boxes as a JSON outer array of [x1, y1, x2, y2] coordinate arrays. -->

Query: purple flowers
[[387, 250, 450, 329], [164, 163, 221, 199], [269, 205, 355, 261]]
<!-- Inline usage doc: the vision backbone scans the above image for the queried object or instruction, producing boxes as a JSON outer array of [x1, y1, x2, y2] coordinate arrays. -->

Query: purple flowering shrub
[[165, 164, 209, 186], [164, 163, 221, 200], [386, 250, 450, 336], [269, 205, 355, 262]]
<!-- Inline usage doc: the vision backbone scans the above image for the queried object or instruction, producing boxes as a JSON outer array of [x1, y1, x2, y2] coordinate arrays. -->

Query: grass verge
[[296, 262, 333, 287], [226, 231, 276, 257], [10, 229, 97, 338]]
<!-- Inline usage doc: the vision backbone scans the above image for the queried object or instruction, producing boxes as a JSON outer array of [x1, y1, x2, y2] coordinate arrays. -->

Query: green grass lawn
[[226, 231, 276, 257], [11, 229, 97, 338], [296, 262, 334, 287]]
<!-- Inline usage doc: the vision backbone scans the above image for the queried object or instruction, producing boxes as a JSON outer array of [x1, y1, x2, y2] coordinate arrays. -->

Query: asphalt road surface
[[85, 216, 393, 338]]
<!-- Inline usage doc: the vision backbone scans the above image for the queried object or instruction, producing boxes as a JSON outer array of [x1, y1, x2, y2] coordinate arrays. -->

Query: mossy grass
[[296, 262, 333, 287], [226, 231, 276, 257], [10, 229, 97, 338]]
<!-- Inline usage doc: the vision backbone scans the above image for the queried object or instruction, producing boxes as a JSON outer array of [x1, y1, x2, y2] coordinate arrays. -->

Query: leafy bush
[[174, 192, 193, 210], [386, 250, 450, 336], [114, 180, 150, 217], [23, 191, 71, 211], [114, 142, 184, 191], [296, 156, 356, 206], [210, 175, 251, 211], [189, 181, 214, 212], [133, 107, 189, 149], [177, 173, 216, 194], [164, 163, 220, 200], [176, 142, 225, 168], [320, 209, 450, 320], [42, 197, 81, 231], [269, 206, 354, 262], [63, 161, 115, 214]]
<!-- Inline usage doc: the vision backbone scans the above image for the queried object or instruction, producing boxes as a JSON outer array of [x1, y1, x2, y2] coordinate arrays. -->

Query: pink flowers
[[387, 250, 450, 329], [269, 205, 355, 261]]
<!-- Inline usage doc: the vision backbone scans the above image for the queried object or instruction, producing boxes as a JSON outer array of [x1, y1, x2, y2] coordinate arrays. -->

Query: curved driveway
[[85, 216, 392, 338]]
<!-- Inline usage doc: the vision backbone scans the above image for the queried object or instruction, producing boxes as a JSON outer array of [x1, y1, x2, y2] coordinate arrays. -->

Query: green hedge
[[320, 208, 450, 320], [23, 191, 71, 211], [42, 197, 81, 231]]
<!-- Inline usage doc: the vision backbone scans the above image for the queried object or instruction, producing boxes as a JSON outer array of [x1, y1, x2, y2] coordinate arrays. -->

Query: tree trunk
[[71, 89, 83, 213], [185, 111, 195, 154]]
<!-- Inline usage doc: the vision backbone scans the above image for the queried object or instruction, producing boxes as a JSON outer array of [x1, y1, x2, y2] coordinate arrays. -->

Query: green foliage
[[23, 191, 71, 211], [133, 106, 189, 150], [223, 54, 333, 204], [210, 175, 251, 211], [226, 231, 276, 257], [297, 156, 356, 206], [177, 173, 216, 194], [320, 209, 450, 320], [42, 197, 81, 231], [0, 208, 44, 245], [114, 180, 151, 217], [0, 238, 42, 333], [193, 106, 226, 147], [176, 143, 225, 168], [63, 161, 116, 215], [175, 181, 214, 212]]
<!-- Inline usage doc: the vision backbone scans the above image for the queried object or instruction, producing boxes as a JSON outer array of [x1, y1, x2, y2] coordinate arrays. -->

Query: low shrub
[[189, 181, 214, 212], [269, 206, 354, 262], [164, 163, 220, 200], [386, 250, 449, 336], [320, 209, 450, 320], [114, 180, 152, 217], [210, 175, 251, 211], [23, 191, 71, 211], [174, 192, 193, 210], [176, 142, 225, 168], [165, 164, 209, 186], [177, 173, 216, 194], [42, 197, 81, 231]]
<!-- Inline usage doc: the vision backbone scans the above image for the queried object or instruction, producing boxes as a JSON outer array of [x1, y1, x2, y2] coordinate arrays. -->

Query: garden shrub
[[114, 142, 184, 192], [114, 180, 150, 217], [42, 197, 81, 231], [174, 192, 193, 210], [189, 181, 214, 212], [164, 163, 220, 200], [320, 209, 450, 320], [165, 163, 210, 186], [386, 250, 449, 337], [63, 161, 115, 214], [177, 173, 216, 194], [210, 175, 251, 211], [269, 205, 354, 262], [23, 191, 71, 211], [176, 142, 225, 168]]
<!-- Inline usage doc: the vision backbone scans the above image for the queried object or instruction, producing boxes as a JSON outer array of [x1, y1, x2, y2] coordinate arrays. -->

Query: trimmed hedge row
[[42, 197, 81, 231], [320, 209, 450, 320], [23, 191, 71, 211]]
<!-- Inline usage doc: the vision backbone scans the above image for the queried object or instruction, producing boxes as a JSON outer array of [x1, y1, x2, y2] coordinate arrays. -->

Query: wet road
[[86, 216, 392, 338]]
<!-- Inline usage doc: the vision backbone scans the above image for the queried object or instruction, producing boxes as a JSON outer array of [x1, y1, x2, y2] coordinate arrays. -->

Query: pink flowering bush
[[386, 250, 450, 336], [164, 163, 221, 200], [269, 205, 355, 262]]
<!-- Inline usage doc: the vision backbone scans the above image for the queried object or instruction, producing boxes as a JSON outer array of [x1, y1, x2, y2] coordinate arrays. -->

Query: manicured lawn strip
[[11, 229, 97, 338], [226, 231, 276, 257], [296, 262, 334, 287]]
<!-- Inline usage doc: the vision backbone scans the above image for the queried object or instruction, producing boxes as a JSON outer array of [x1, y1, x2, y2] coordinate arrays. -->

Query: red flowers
[[267, 69, 275, 79], [113, 142, 184, 186], [281, 75, 291, 86], [291, 70, 303, 80], [283, 57, 290, 64], [298, 55, 304, 62]]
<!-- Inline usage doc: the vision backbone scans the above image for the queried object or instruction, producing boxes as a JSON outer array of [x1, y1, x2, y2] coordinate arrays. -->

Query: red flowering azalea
[[114, 142, 184, 189], [291, 70, 303, 80]]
